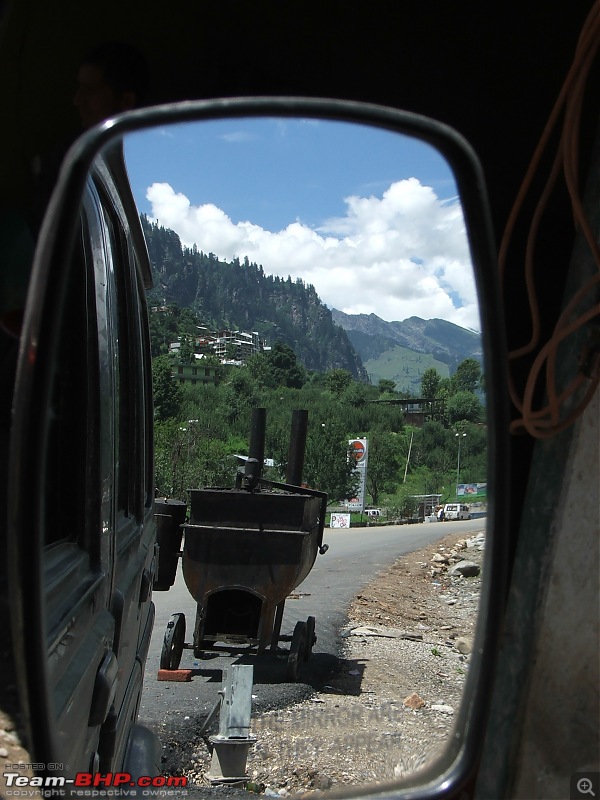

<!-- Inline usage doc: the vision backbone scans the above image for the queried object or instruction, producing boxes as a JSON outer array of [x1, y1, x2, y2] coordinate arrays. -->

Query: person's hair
[[81, 41, 150, 103]]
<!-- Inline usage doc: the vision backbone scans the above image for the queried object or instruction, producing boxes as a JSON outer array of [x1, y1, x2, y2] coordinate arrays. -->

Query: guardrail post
[[207, 665, 256, 784]]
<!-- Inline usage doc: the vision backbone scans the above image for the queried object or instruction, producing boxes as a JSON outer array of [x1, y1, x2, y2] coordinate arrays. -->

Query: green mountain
[[331, 310, 483, 393], [364, 345, 451, 390], [142, 217, 367, 380]]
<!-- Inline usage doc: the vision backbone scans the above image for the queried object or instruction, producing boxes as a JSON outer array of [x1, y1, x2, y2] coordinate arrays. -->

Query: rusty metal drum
[[182, 487, 324, 652]]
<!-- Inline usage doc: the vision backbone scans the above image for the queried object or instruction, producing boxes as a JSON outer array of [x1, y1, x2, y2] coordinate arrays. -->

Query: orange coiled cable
[[499, 0, 600, 438]]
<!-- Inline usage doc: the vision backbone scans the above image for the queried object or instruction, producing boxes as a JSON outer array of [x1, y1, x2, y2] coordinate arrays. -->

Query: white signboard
[[330, 513, 351, 529], [347, 438, 368, 512]]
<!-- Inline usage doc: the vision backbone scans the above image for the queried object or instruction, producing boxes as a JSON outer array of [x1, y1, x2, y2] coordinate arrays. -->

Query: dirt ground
[[186, 525, 486, 798]]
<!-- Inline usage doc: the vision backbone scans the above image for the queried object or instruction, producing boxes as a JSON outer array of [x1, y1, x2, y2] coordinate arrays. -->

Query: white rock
[[449, 560, 480, 577], [344, 625, 422, 640], [431, 704, 454, 714], [455, 636, 474, 654]]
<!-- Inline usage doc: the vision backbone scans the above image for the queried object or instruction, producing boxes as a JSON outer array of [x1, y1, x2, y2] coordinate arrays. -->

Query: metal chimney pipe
[[286, 409, 308, 486], [248, 407, 266, 466], [243, 407, 266, 490]]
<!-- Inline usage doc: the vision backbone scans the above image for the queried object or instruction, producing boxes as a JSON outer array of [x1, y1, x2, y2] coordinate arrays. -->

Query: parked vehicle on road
[[365, 508, 382, 517], [443, 503, 472, 520]]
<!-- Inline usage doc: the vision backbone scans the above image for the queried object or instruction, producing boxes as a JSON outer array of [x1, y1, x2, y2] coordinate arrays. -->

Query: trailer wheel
[[160, 613, 186, 670], [286, 621, 307, 681], [303, 616, 316, 661]]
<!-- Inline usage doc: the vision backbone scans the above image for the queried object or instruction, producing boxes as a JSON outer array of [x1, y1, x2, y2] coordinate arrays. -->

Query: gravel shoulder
[[177, 525, 486, 798]]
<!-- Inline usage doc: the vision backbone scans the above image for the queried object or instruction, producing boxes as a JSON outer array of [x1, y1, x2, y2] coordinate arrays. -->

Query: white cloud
[[145, 178, 481, 331]]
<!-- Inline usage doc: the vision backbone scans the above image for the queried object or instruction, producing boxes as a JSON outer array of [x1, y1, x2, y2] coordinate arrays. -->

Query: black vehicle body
[[4, 146, 160, 780]]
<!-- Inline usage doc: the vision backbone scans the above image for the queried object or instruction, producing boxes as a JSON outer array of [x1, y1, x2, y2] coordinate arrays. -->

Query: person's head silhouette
[[74, 42, 149, 129]]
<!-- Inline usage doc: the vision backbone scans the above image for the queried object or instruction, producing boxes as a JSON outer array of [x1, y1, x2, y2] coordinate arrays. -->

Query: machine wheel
[[160, 613, 186, 670], [303, 616, 316, 661], [286, 621, 307, 681]]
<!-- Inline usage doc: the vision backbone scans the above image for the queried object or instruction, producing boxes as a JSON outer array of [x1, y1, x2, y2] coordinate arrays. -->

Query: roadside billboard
[[330, 513, 351, 528], [457, 482, 487, 497]]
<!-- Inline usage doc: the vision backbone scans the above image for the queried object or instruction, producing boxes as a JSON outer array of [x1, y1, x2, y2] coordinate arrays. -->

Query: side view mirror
[[7, 97, 509, 797]]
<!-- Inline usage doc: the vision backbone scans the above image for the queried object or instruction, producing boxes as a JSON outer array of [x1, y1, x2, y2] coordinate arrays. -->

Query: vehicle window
[[134, 250, 154, 512], [98, 191, 147, 525], [41, 189, 112, 649], [99, 204, 130, 519], [42, 218, 99, 548], [128, 242, 153, 516]]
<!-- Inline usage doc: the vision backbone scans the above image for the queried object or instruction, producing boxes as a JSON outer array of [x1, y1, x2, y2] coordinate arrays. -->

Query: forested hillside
[[152, 347, 487, 512], [142, 216, 367, 380], [332, 309, 483, 392]]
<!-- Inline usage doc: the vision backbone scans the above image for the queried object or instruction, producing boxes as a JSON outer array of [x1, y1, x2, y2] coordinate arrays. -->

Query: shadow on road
[[318, 656, 367, 697], [208, 649, 340, 690]]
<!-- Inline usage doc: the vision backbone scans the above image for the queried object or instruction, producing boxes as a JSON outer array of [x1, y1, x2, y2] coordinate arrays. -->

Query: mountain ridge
[[140, 216, 481, 389], [331, 309, 483, 392]]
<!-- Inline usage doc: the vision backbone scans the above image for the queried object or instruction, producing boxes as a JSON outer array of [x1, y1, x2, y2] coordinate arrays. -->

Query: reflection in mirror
[[119, 117, 487, 794]]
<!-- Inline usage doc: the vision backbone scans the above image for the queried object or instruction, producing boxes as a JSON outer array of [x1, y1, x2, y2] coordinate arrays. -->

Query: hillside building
[[167, 325, 265, 385], [213, 329, 262, 362], [370, 397, 445, 426], [173, 355, 220, 386]]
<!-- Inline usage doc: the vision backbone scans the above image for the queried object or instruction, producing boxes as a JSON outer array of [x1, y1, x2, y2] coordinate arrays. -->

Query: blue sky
[[124, 118, 480, 330]]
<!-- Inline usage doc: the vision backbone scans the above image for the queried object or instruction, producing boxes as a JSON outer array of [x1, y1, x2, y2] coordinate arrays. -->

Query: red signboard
[[349, 439, 366, 461]]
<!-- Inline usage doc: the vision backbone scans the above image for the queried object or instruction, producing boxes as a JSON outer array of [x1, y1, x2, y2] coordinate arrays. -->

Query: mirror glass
[[118, 116, 488, 795]]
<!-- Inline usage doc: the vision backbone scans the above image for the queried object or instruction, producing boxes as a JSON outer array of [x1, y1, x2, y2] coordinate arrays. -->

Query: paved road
[[138, 517, 486, 736]]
